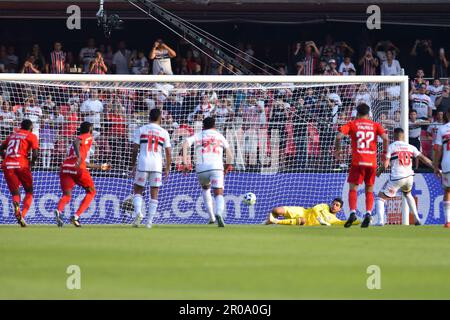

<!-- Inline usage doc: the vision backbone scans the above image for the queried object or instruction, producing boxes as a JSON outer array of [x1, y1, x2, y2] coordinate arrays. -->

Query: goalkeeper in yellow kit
[[265, 198, 360, 226]]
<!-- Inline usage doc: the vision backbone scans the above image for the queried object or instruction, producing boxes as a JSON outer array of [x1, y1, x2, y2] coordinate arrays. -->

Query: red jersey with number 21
[[339, 118, 385, 167], [1, 129, 39, 169]]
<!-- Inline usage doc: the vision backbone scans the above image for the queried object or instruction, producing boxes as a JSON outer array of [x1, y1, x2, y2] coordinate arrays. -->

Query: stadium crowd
[[0, 35, 449, 172]]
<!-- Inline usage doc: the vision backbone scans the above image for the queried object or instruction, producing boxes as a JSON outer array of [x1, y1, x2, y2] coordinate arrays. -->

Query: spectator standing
[[427, 110, 445, 146], [428, 79, 443, 106], [20, 55, 40, 74], [292, 42, 303, 74], [79, 38, 97, 73], [241, 93, 264, 167], [21, 96, 43, 139], [104, 45, 114, 71], [335, 41, 354, 66], [269, 97, 289, 162], [112, 41, 131, 74], [0, 46, 6, 72], [410, 82, 433, 121], [380, 50, 401, 75], [358, 47, 379, 75], [353, 84, 373, 109], [0, 99, 16, 140], [432, 48, 449, 79], [130, 50, 149, 75], [299, 41, 319, 75], [411, 69, 429, 90], [316, 60, 328, 75], [375, 40, 400, 65], [410, 39, 434, 77], [150, 39, 176, 75], [41, 95, 56, 115], [338, 56, 356, 75], [164, 92, 184, 124], [40, 111, 57, 169], [46, 42, 69, 74], [408, 109, 429, 169], [80, 89, 103, 133], [324, 59, 340, 75], [5, 46, 19, 73], [90, 50, 108, 74], [191, 94, 214, 119], [212, 97, 234, 132], [320, 35, 337, 60], [435, 85, 450, 113], [29, 44, 46, 73]]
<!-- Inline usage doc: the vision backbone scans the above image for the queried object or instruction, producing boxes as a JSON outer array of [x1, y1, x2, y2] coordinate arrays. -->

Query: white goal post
[[0, 74, 409, 225]]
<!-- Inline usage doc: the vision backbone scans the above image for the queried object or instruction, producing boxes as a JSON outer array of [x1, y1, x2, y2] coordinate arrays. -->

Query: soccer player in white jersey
[[433, 107, 450, 228], [182, 117, 233, 227], [130, 108, 172, 228], [376, 128, 433, 226]]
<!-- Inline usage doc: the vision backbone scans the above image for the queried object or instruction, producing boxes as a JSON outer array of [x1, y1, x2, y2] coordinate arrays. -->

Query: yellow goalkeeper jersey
[[282, 204, 359, 226]]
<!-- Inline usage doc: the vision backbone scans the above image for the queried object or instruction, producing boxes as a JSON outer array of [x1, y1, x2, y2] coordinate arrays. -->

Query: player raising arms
[[130, 108, 172, 228], [265, 198, 360, 226], [433, 107, 450, 228], [335, 103, 389, 228], [54, 121, 111, 227], [376, 128, 434, 226], [182, 117, 233, 227], [0, 119, 39, 227]]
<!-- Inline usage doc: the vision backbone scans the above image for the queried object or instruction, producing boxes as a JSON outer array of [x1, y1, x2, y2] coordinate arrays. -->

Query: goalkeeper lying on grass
[[265, 198, 360, 226]]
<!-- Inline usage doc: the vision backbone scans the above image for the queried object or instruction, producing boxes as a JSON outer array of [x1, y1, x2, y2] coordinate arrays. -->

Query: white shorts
[[197, 170, 224, 189], [134, 171, 162, 188], [442, 173, 450, 188], [381, 176, 414, 198]]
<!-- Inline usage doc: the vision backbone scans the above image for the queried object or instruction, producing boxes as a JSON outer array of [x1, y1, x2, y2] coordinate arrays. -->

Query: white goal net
[[0, 74, 408, 225]]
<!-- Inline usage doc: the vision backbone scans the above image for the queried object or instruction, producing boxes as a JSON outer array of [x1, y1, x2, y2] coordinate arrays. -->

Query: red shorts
[[60, 167, 94, 191], [2, 166, 33, 193], [347, 165, 377, 186]]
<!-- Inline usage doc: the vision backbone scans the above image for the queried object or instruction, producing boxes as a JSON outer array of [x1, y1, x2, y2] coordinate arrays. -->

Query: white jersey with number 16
[[186, 129, 230, 173], [435, 122, 450, 174], [386, 141, 421, 181], [133, 123, 171, 172]]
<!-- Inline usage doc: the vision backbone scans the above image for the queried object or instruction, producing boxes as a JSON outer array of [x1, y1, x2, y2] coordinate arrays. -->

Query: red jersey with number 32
[[1, 129, 39, 169], [339, 118, 385, 167], [62, 133, 93, 170]]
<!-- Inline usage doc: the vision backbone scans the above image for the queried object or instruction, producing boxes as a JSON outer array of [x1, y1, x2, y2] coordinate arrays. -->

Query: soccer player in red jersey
[[335, 103, 389, 228], [54, 122, 111, 227], [0, 119, 39, 227]]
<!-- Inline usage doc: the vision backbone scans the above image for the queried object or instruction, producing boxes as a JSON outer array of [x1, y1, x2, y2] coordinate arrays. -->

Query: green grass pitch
[[0, 224, 449, 299]]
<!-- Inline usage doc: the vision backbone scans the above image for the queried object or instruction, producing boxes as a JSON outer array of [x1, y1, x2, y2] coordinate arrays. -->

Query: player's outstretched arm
[[377, 155, 390, 177], [334, 132, 343, 162], [181, 140, 191, 173], [73, 138, 82, 167], [418, 153, 434, 170], [433, 145, 443, 178], [130, 143, 139, 172], [380, 132, 389, 160], [30, 149, 39, 168], [86, 162, 111, 171], [224, 147, 234, 174], [164, 147, 172, 178]]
